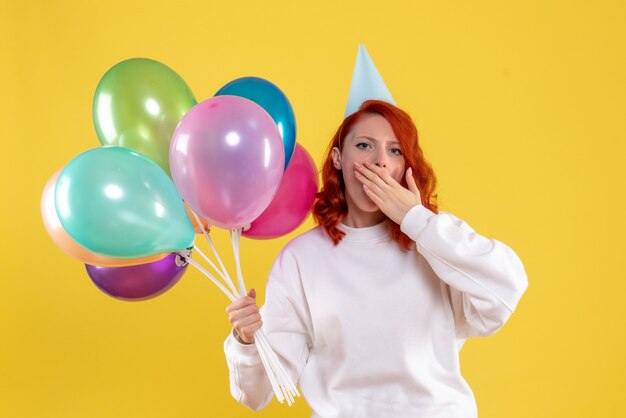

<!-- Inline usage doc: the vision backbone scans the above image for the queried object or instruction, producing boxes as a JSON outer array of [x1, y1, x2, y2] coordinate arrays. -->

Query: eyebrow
[[355, 135, 400, 146]]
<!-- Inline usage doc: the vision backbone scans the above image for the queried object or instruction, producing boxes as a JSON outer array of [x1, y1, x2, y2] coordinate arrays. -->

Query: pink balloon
[[169, 96, 285, 229], [243, 144, 319, 239]]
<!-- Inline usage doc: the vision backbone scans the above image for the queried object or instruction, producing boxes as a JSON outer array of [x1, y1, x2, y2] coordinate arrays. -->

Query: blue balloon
[[215, 77, 296, 169]]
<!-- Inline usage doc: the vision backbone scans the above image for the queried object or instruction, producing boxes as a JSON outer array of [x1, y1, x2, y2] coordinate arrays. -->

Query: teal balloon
[[93, 58, 197, 177], [55, 146, 195, 258], [215, 77, 296, 169]]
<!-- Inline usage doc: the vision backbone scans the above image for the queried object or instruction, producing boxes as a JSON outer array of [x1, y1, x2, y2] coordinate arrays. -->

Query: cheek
[[391, 163, 406, 182], [343, 155, 367, 170]]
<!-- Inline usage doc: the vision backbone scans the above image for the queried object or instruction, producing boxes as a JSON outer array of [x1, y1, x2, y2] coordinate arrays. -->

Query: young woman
[[223, 100, 528, 418]]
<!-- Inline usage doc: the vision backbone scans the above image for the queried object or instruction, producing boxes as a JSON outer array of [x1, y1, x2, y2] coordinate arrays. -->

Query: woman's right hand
[[226, 288, 262, 345]]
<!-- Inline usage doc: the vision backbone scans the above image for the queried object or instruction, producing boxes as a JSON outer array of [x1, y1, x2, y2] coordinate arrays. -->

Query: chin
[[347, 189, 381, 213]]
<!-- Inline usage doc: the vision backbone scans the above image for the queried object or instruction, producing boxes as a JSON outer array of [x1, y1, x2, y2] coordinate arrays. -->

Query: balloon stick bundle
[[42, 58, 319, 406], [181, 211, 300, 404]]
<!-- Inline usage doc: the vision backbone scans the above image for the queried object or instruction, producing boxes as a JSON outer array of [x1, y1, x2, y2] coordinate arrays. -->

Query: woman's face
[[332, 113, 406, 214]]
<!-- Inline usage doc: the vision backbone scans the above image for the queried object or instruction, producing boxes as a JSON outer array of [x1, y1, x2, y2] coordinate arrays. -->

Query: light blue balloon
[[215, 77, 296, 169], [55, 146, 195, 258]]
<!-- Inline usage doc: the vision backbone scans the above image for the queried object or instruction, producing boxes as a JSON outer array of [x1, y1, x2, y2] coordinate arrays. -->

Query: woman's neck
[[341, 209, 387, 228]]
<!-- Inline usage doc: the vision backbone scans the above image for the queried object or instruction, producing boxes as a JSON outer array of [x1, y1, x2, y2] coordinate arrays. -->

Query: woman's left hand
[[355, 161, 423, 225]]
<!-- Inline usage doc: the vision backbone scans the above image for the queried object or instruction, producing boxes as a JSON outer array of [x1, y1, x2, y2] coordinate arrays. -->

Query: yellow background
[[2, 0, 624, 417]]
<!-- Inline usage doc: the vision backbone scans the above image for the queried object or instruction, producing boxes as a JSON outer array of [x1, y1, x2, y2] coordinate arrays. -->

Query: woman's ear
[[331, 147, 342, 170]]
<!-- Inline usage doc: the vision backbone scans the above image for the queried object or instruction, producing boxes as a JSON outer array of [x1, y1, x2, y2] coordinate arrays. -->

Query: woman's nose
[[374, 150, 388, 168]]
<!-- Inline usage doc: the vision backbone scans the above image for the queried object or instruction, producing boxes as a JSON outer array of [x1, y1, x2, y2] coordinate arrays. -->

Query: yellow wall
[[1, 0, 624, 417]]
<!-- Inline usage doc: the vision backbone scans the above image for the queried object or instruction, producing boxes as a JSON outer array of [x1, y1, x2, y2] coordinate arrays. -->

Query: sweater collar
[[336, 218, 391, 242]]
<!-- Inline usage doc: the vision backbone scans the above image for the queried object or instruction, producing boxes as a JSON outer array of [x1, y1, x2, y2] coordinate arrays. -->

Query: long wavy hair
[[312, 100, 439, 251]]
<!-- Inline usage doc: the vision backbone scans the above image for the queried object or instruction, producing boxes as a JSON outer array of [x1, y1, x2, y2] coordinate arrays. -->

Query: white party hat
[[344, 44, 396, 119]]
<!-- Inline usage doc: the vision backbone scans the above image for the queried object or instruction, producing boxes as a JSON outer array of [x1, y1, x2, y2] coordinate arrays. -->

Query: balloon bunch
[[41, 58, 319, 405]]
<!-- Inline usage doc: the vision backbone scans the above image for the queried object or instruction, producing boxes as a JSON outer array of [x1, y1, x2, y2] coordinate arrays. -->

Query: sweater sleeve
[[400, 204, 528, 339], [223, 248, 313, 411]]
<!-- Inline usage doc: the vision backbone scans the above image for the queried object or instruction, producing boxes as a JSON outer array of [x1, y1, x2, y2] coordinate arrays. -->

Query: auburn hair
[[312, 100, 439, 251]]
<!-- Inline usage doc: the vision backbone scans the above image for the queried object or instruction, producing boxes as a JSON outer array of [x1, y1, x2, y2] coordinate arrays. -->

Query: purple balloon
[[85, 252, 188, 301], [169, 95, 285, 229], [243, 144, 319, 239]]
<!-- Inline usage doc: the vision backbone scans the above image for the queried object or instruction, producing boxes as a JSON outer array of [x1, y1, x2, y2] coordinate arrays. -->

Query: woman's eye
[[390, 148, 403, 155], [356, 143, 371, 150]]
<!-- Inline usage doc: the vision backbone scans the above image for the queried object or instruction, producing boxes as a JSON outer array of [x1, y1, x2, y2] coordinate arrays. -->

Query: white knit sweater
[[223, 204, 528, 418]]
